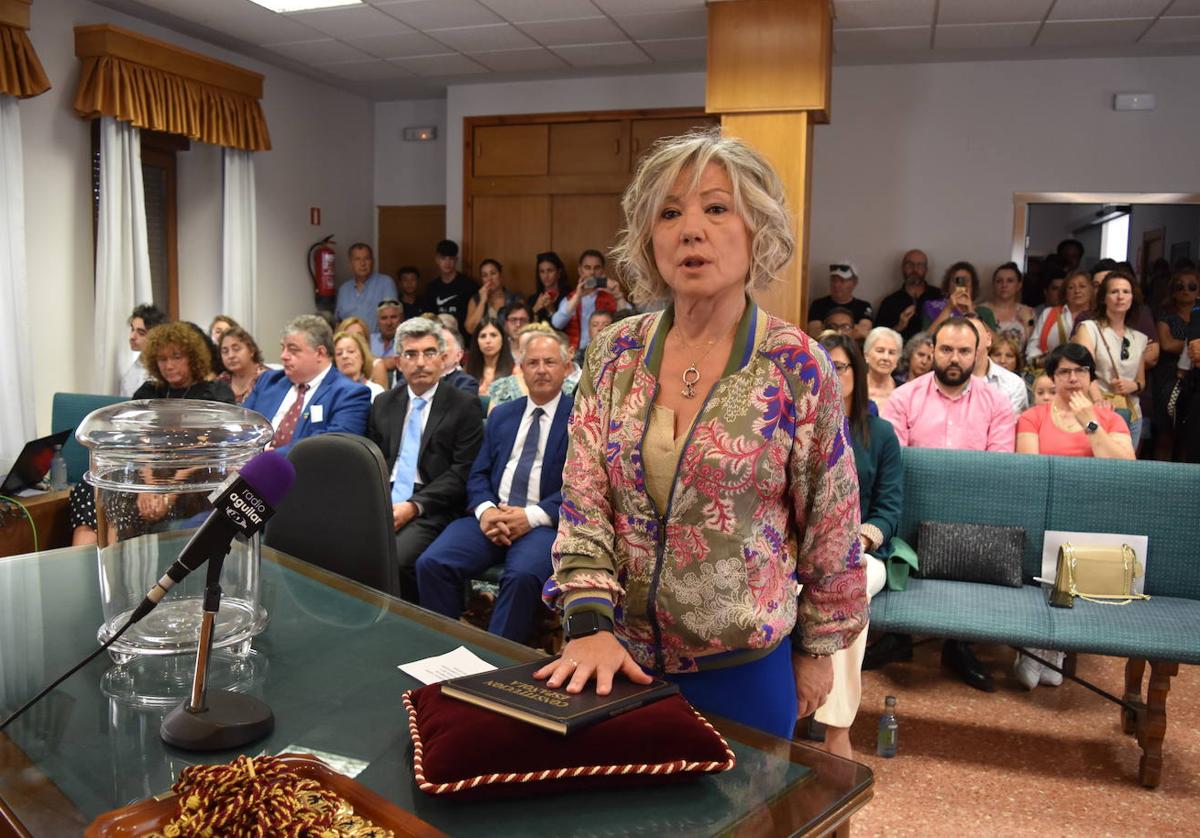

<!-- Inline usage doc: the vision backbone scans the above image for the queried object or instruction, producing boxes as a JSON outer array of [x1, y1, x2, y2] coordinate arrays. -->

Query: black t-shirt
[[132, 379, 236, 404], [877, 285, 945, 342], [808, 295, 874, 327], [423, 272, 478, 335], [401, 298, 426, 321]]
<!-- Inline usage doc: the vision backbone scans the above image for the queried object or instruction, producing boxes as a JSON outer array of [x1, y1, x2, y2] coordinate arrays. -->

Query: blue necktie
[[505, 407, 544, 508], [391, 396, 427, 503]]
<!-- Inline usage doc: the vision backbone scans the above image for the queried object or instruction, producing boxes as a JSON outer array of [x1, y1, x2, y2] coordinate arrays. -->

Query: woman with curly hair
[[132, 322, 235, 402], [535, 129, 866, 739], [69, 323, 234, 546]]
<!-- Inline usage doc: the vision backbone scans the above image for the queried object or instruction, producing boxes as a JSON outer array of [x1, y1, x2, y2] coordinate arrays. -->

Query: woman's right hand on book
[[533, 633, 653, 696]]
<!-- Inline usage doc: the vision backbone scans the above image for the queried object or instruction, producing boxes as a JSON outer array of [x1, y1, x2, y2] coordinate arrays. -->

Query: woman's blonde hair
[[333, 330, 377, 381], [336, 316, 371, 339], [610, 128, 795, 306]]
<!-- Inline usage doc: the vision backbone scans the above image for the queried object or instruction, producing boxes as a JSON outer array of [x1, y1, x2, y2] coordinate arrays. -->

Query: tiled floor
[[840, 640, 1199, 836]]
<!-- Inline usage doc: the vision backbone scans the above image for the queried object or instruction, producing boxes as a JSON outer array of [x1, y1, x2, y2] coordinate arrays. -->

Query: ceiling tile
[[289, 6, 414, 39], [1049, 0, 1171, 21], [833, 26, 931, 51], [936, 0, 1052, 25], [638, 36, 707, 62], [389, 52, 490, 76], [375, 0, 503, 29], [478, 0, 603, 22], [834, 0, 936, 29], [1140, 15, 1200, 43], [552, 41, 652, 66], [518, 16, 627, 45], [613, 9, 707, 40], [1037, 18, 1155, 46], [468, 47, 569, 71], [591, 0, 703, 14], [347, 31, 452, 58], [318, 59, 415, 81], [188, 4, 324, 45], [427, 22, 539, 51], [1166, 0, 1200, 14], [263, 38, 369, 63], [935, 21, 1040, 48]]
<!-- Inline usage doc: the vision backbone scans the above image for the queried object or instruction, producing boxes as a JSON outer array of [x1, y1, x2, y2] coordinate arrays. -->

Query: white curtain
[[0, 95, 35, 471], [222, 148, 257, 330], [95, 116, 153, 394]]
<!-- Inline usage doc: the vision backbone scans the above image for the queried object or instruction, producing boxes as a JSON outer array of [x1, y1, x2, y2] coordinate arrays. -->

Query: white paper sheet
[[398, 646, 497, 685], [1039, 530, 1149, 595]]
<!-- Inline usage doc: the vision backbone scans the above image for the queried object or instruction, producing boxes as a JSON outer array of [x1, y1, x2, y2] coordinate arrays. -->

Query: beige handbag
[[1048, 543, 1150, 608]]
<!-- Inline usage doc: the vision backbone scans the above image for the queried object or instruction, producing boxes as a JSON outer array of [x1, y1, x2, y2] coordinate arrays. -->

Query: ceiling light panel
[[248, 0, 362, 12]]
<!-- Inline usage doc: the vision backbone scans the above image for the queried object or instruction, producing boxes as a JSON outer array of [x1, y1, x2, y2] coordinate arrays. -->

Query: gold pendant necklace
[[674, 322, 737, 399]]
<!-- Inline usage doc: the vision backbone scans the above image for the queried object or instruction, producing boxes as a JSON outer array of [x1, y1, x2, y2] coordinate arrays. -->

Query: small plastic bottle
[[876, 695, 898, 758], [49, 444, 68, 490]]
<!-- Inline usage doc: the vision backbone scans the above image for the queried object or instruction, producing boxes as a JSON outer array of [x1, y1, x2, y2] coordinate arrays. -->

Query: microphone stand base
[[160, 690, 274, 751]]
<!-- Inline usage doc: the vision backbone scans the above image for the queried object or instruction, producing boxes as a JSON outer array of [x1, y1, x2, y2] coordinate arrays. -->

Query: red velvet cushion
[[404, 685, 736, 799]]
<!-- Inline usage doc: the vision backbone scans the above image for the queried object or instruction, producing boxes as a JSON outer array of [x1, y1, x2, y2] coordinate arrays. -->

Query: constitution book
[[439, 658, 679, 736]]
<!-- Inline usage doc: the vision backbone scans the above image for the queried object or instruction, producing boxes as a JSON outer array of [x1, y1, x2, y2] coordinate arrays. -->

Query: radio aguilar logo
[[225, 488, 267, 534]]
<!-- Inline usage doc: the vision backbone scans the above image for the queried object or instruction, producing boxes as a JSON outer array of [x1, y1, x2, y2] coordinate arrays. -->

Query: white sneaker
[[1039, 651, 1065, 686], [1014, 651, 1042, 690]]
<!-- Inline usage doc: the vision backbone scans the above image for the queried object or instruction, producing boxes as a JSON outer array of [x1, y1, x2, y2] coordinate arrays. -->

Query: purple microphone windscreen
[[238, 450, 296, 507]]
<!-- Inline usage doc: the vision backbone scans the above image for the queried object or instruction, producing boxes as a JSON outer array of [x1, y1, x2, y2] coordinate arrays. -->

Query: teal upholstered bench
[[869, 448, 1200, 788], [51, 392, 128, 484]]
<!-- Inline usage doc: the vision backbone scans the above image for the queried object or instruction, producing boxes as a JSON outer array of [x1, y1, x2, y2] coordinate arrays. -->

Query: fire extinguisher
[[308, 235, 337, 307]]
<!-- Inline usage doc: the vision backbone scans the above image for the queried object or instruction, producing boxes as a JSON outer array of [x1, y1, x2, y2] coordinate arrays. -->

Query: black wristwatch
[[563, 611, 614, 641], [1084, 420, 1100, 435]]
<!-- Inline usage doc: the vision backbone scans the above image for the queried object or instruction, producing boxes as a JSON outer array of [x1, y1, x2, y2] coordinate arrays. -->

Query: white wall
[[808, 55, 1200, 307], [23, 0, 374, 433], [374, 99, 446, 207], [443, 71, 706, 244]]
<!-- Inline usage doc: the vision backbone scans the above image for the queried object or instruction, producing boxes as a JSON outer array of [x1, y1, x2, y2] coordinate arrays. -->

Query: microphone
[[0, 449, 296, 735], [129, 451, 295, 624]]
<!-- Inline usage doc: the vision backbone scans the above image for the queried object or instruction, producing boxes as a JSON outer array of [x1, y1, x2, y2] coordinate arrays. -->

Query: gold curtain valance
[[0, 0, 51, 99], [73, 24, 271, 152]]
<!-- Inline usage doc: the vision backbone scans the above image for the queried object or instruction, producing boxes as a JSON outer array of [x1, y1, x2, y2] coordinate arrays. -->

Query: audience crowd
[[90, 233, 1200, 751]]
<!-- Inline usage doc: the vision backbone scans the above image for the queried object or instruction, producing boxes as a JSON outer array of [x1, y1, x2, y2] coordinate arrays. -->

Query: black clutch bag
[[916, 521, 1025, 588]]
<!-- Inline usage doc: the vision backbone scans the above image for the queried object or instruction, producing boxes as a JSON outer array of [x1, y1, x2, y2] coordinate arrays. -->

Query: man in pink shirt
[[881, 319, 1017, 452], [875, 318, 1016, 692]]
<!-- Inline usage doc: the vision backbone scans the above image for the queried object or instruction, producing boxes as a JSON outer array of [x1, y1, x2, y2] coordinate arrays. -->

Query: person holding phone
[[529, 251, 568, 324], [551, 249, 621, 351], [922, 261, 999, 332]]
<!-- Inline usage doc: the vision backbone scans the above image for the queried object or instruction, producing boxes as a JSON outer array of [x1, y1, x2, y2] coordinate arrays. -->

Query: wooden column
[[707, 0, 832, 326]]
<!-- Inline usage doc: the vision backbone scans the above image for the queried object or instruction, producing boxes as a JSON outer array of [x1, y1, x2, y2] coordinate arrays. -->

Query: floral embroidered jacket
[[543, 302, 868, 673]]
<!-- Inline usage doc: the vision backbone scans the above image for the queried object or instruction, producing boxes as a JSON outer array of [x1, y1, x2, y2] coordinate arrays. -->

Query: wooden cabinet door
[[471, 195, 551, 298], [551, 194, 624, 273], [377, 205, 445, 291], [473, 124, 549, 177], [549, 121, 628, 175], [630, 116, 719, 167]]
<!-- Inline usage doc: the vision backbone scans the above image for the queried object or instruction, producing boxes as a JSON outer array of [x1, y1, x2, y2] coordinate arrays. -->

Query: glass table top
[[0, 545, 872, 837]]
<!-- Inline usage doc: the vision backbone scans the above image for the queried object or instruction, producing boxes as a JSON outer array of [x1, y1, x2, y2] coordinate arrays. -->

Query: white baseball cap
[[829, 262, 858, 279]]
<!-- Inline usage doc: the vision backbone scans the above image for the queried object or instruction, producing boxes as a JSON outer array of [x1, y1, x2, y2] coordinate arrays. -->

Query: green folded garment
[[882, 537, 918, 592]]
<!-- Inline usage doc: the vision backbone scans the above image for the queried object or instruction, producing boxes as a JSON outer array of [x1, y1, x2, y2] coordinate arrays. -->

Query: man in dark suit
[[243, 315, 370, 456], [368, 316, 484, 601], [415, 333, 571, 643]]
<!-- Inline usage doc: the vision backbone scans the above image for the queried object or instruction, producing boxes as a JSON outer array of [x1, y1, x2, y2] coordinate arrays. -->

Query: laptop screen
[[1, 429, 73, 494]]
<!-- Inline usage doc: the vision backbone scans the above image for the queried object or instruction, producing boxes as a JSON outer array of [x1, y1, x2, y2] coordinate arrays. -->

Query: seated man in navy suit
[[243, 315, 370, 455], [368, 317, 484, 602], [415, 333, 572, 643]]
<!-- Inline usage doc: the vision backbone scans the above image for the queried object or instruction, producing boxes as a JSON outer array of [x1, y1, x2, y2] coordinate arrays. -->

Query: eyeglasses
[[401, 348, 441, 361], [506, 315, 530, 325], [831, 361, 851, 373], [1174, 282, 1199, 293], [1053, 366, 1090, 379]]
